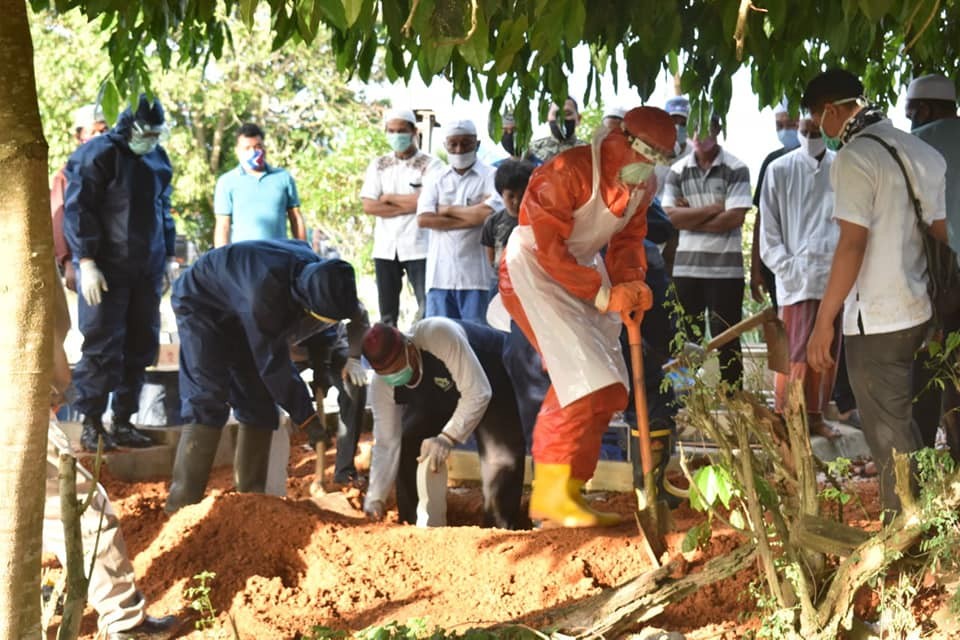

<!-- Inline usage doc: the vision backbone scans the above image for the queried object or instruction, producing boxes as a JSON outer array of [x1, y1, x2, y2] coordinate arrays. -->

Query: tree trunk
[[0, 2, 55, 638]]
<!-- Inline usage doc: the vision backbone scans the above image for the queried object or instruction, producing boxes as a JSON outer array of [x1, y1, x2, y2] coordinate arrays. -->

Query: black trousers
[[374, 257, 426, 327], [304, 333, 367, 482], [832, 340, 858, 414], [673, 276, 745, 388], [912, 307, 960, 457], [396, 405, 526, 529]]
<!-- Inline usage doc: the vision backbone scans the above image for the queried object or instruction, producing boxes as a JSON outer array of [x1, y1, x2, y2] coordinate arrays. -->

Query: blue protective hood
[[293, 259, 359, 320], [110, 94, 165, 142]]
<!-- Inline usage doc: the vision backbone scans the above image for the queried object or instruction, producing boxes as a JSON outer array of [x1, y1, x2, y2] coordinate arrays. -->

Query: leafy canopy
[[33, 0, 960, 144]]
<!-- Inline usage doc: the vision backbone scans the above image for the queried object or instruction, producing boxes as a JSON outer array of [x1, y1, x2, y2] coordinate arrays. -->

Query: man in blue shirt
[[213, 123, 306, 246]]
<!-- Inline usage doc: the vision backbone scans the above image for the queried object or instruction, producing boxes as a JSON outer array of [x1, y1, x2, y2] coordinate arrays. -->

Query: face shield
[[129, 120, 170, 155]]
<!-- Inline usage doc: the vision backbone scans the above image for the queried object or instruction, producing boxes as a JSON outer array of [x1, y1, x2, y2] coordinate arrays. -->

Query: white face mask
[[798, 131, 826, 158], [447, 150, 477, 170]]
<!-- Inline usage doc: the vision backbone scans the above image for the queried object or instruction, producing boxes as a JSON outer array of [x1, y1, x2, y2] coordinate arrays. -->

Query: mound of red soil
[[57, 437, 940, 640]]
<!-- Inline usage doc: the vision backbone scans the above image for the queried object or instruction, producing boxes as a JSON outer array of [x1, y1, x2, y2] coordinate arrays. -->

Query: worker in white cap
[[360, 107, 441, 326], [52, 104, 109, 291], [750, 98, 802, 307], [416, 118, 501, 323], [602, 106, 627, 130], [906, 72, 960, 463], [656, 96, 693, 197]]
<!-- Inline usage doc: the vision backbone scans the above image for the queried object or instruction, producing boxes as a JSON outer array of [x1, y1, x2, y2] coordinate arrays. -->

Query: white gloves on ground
[[341, 357, 367, 387], [418, 433, 454, 473], [79, 259, 108, 306], [165, 258, 180, 281]]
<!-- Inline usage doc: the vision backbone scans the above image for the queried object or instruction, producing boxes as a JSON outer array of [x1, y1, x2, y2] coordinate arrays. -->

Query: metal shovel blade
[[762, 317, 790, 374]]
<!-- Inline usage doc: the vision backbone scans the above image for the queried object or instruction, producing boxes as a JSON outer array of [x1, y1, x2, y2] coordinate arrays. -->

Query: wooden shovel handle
[[705, 307, 778, 352], [623, 311, 654, 476]]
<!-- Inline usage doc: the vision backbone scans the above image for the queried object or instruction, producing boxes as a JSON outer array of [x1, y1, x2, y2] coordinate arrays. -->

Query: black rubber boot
[[164, 423, 222, 513], [107, 614, 180, 639], [112, 418, 154, 448], [234, 424, 273, 493], [80, 415, 117, 453]]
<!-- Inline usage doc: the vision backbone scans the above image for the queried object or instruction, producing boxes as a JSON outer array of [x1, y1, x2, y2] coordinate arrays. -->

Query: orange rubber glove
[[597, 280, 653, 315]]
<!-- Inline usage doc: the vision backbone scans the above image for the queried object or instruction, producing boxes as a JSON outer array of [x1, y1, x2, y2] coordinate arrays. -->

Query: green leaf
[[239, 0, 258, 28], [343, 0, 363, 27], [316, 0, 348, 31], [564, 0, 585, 43], [99, 79, 120, 124], [682, 521, 712, 552], [858, 0, 895, 22], [458, 5, 489, 69]]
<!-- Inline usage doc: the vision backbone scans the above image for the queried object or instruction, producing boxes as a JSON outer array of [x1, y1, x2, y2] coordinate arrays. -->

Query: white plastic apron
[[504, 130, 646, 407]]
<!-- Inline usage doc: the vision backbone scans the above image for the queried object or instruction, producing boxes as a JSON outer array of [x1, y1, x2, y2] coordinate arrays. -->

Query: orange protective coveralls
[[499, 127, 655, 484]]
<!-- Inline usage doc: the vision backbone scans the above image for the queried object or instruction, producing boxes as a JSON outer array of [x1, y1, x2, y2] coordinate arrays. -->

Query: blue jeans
[[425, 288, 490, 324]]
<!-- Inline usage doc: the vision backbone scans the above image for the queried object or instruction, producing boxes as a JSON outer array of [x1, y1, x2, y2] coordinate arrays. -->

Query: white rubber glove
[[341, 357, 367, 387], [417, 433, 454, 473], [78, 259, 108, 306], [165, 258, 180, 281]]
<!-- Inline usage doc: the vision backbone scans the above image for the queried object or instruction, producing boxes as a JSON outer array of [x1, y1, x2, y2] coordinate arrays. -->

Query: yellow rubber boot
[[529, 463, 620, 528], [568, 479, 622, 527]]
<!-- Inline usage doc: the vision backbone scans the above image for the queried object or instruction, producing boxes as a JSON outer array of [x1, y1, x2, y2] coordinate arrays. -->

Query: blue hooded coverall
[[64, 106, 175, 421], [172, 240, 361, 430]]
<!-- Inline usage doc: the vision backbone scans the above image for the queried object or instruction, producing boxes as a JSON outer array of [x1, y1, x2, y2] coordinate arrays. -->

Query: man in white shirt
[[760, 117, 841, 440], [361, 108, 441, 326], [417, 120, 500, 323], [906, 73, 960, 460], [804, 69, 948, 516], [361, 319, 526, 529]]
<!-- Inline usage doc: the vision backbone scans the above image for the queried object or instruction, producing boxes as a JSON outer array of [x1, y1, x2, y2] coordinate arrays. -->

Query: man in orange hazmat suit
[[499, 106, 676, 527]]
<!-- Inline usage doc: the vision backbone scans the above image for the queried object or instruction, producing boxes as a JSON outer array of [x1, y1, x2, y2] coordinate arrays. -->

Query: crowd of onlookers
[[41, 65, 960, 637]]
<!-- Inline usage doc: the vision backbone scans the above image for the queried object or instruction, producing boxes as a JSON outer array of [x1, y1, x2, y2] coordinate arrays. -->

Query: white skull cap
[[906, 74, 957, 102], [384, 108, 417, 126], [443, 119, 477, 137], [73, 104, 106, 130], [603, 106, 627, 120]]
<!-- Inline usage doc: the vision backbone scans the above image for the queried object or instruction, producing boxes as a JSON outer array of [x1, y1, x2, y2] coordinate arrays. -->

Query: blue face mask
[[777, 128, 799, 149], [243, 148, 266, 171], [387, 132, 413, 153]]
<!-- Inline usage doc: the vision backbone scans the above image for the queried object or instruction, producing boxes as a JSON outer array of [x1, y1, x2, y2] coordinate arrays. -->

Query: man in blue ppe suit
[[65, 94, 178, 452], [165, 239, 367, 513]]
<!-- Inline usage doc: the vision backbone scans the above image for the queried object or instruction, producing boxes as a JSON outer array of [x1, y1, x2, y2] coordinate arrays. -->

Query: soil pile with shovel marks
[[52, 434, 924, 639]]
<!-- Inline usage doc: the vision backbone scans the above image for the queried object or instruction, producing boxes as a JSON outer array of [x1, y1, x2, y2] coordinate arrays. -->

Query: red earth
[[48, 434, 952, 640]]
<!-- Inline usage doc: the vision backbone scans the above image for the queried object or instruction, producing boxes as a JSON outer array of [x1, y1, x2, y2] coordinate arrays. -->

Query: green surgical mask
[[387, 132, 413, 153], [381, 348, 414, 387], [820, 126, 842, 152], [820, 97, 859, 152], [382, 366, 413, 387]]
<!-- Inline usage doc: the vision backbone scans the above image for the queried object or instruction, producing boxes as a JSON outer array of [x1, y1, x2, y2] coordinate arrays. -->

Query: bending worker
[[165, 239, 367, 513], [499, 106, 676, 527], [64, 95, 178, 452], [362, 319, 527, 529]]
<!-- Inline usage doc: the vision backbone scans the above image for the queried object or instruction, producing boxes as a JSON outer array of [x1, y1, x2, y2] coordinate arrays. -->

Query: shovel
[[662, 306, 789, 374], [309, 427, 363, 517], [623, 309, 669, 566]]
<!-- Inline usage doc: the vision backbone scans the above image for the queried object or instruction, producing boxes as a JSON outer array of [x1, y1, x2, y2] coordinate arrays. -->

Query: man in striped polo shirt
[[662, 112, 752, 388]]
